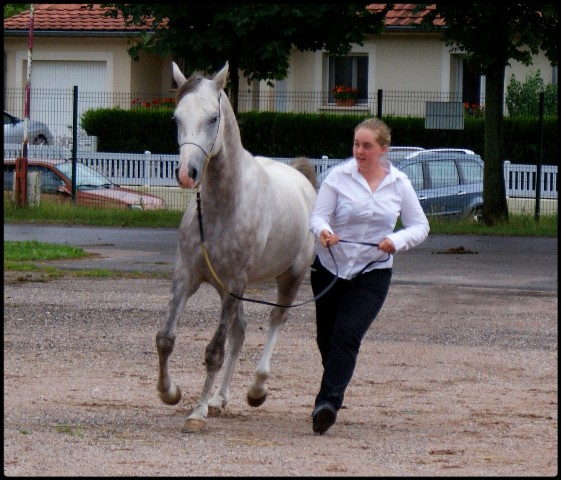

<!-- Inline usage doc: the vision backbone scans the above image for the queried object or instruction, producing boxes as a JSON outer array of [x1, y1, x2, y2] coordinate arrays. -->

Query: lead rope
[[197, 191, 338, 308]]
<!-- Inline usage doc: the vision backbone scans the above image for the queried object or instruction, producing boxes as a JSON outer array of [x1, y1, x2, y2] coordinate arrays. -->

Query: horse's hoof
[[181, 418, 207, 433], [207, 405, 223, 417], [247, 392, 267, 407], [159, 384, 181, 405]]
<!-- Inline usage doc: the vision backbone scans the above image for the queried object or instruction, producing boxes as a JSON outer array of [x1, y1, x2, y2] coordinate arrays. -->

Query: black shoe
[[312, 403, 337, 435]]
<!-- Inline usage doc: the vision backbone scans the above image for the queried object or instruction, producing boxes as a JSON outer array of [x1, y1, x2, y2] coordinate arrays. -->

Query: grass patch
[[3, 240, 170, 278], [4, 193, 558, 236], [426, 213, 557, 236], [4, 193, 183, 228], [4, 240, 87, 261]]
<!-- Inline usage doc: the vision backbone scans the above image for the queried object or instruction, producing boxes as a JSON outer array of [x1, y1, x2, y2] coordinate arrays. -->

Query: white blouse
[[310, 158, 430, 279]]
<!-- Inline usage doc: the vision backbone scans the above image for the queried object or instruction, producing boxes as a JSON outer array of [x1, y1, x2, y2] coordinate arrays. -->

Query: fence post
[[377, 89, 383, 119], [144, 151, 152, 182], [72, 85, 78, 205], [535, 91, 544, 221]]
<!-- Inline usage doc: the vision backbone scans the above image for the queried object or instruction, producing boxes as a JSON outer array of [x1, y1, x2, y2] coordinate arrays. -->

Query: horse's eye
[[210, 116, 218, 125]]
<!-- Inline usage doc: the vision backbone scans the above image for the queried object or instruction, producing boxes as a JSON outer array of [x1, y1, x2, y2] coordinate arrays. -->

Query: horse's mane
[[176, 74, 204, 103]]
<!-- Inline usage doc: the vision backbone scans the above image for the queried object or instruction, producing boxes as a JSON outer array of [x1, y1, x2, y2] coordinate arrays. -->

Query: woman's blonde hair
[[354, 118, 391, 147]]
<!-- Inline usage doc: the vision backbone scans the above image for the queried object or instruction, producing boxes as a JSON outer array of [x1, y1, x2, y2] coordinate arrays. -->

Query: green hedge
[[81, 108, 557, 164]]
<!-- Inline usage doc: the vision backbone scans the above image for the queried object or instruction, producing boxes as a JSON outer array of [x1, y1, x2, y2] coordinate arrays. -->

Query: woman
[[309, 118, 429, 435]]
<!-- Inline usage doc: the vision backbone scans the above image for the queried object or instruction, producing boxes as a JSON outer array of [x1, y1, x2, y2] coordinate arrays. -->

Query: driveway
[[4, 223, 557, 292]]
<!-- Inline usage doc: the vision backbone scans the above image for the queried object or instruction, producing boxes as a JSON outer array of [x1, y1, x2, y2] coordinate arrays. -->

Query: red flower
[[332, 85, 358, 99]]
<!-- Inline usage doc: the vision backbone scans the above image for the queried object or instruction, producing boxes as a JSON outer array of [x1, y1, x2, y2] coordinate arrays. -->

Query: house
[[4, 4, 556, 138]]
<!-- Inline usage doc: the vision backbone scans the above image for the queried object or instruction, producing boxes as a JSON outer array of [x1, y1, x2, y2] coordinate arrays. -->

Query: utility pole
[[15, 4, 35, 207]]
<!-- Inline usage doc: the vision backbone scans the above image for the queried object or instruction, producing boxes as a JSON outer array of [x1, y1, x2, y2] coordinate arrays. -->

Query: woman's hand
[[320, 230, 339, 248], [378, 238, 396, 254]]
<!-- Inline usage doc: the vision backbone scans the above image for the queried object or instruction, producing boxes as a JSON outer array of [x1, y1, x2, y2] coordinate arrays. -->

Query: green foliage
[[80, 107, 557, 165], [81, 107, 176, 153], [506, 71, 558, 117], [3, 4, 28, 18], [418, 3, 558, 225], [105, 4, 389, 82]]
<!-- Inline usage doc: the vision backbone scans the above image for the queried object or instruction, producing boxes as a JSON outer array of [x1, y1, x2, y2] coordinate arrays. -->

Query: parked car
[[4, 110, 55, 145], [317, 148, 484, 221], [4, 158, 166, 210], [316, 146, 426, 186]]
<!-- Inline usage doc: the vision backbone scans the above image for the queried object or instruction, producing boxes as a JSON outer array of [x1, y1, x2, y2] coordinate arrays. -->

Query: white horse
[[156, 61, 318, 432]]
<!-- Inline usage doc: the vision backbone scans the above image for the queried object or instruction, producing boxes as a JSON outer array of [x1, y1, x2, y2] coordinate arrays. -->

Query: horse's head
[[172, 62, 229, 189]]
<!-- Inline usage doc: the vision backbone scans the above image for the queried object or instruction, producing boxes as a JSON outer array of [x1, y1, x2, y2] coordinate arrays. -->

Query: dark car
[[394, 149, 484, 221], [4, 158, 166, 210], [317, 148, 484, 221], [4, 110, 55, 145]]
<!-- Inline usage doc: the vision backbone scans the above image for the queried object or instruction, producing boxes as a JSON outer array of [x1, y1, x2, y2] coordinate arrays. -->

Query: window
[[4, 166, 15, 191], [328, 55, 368, 103], [428, 160, 460, 189], [401, 163, 424, 191], [459, 161, 483, 184], [28, 166, 64, 193]]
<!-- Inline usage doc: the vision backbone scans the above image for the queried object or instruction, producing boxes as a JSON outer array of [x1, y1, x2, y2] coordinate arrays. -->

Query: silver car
[[393, 149, 484, 221], [4, 110, 54, 145], [317, 147, 484, 221]]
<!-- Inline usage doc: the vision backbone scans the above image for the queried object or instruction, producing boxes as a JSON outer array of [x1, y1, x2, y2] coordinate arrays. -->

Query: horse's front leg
[[183, 294, 242, 432], [156, 269, 195, 406]]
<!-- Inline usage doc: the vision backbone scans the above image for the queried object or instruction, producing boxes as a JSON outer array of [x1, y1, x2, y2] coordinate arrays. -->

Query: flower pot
[[336, 98, 355, 107]]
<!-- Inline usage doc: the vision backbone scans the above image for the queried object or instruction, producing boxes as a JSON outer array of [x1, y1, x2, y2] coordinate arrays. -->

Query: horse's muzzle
[[175, 165, 197, 189]]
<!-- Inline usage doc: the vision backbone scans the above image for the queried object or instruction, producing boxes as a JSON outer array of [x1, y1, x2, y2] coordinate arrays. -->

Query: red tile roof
[[4, 4, 443, 32], [369, 4, 444, 27], [3, 4, 150, 32]]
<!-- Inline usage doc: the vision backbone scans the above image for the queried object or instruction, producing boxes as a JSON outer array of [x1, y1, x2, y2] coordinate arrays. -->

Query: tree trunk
[[228, 61, 240, 117], [483, 66, 509, 225]]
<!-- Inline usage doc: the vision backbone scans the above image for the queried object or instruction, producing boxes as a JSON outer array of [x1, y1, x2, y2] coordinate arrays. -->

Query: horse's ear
[[213, 62, 229, 90], [172, 62, 187, 87]]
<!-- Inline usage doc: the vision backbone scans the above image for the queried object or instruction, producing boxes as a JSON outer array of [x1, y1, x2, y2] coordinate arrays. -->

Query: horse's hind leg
[[208, 307, 248, 416], [247, 305, 286, 407], [247, 271, 303, 407]]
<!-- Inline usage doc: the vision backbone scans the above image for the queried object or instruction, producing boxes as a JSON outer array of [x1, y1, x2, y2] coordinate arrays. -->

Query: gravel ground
[[3, 273, 558, 476]]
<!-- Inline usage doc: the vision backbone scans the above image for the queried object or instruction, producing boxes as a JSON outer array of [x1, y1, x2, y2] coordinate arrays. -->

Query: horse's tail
[[291, 156, 317, 191]]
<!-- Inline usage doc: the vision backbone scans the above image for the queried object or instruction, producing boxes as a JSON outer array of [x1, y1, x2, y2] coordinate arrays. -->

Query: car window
[[400, 162, 424, 190], [55, 162, 113, 188], [4, 165, 15, 190], [459, 161, 483, 184], [427, 160, 459, 188], [28, 166, 64, 193]]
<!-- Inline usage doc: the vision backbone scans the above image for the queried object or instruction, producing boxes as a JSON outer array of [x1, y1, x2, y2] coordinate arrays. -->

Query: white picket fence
[[503, 161, 558, 199], [4, 143, 558, 200]]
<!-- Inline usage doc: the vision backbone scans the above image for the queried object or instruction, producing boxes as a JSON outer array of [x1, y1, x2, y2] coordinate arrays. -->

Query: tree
[[418, 4, 558, 226], [101, 3, 390, 114], [3, 4, 28, 19]]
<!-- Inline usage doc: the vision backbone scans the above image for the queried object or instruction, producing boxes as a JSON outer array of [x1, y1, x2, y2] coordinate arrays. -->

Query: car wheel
[[469, 206, 483, 223], [32, 135, 48, 145]]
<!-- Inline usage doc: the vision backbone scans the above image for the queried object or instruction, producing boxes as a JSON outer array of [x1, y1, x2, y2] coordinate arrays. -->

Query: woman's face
[[353, 127, 388, 170]]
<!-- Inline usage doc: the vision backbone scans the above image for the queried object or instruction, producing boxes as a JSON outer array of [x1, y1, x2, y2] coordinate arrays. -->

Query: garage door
[[30, 60, 107, 140]]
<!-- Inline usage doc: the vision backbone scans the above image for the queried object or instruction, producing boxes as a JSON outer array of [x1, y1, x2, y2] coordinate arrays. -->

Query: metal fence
[[4, 144, 557, 216], [4, 87, 547, 143], [3, 87, 557, 216]]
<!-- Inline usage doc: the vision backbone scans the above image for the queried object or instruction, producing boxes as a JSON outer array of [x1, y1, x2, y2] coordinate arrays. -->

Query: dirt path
[[3, 274, 558, 476]]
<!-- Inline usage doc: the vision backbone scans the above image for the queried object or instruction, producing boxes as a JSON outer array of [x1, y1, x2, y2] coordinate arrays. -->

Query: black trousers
[[310, 255, 392, 410]]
